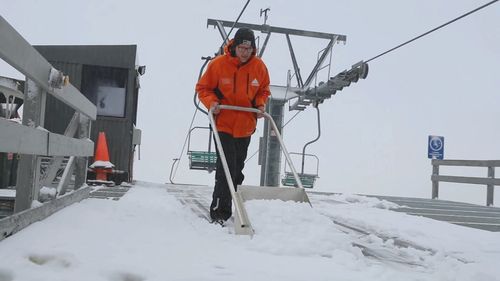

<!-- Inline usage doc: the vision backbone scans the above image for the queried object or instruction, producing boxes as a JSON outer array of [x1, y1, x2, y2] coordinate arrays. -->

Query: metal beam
[[303, 39, 335, 88], [432, 159, 500, 167], [48, 133, 94, 156], [14, 79, 46, 212], [258, 32, 272, 58], [0, 119, 48, 155], [207, 19, 346, 42], [74, 114, 92, 189], [285, 34, 303, 88], [0, 119, 93, 156], [431, 175, 500, 186], [0, 16, 96, 120], [57, 156, 75, 195], [214, 20, 229, 45]]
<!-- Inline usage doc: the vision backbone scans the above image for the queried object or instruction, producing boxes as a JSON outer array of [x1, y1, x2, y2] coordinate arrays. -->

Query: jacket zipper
[[233, 65, 240, 94], [246, 73, 250, 98], [233, 72, 237, 94]]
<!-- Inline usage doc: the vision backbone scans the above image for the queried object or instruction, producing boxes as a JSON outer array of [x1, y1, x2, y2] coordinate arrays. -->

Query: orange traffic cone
[[95, 132, 111, 163], [89, 132, 115, 181]]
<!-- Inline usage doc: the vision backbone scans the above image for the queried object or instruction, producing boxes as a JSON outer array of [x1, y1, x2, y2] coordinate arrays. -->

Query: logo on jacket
[[251, 78, 259, 87], [221, 78, 232, 85]]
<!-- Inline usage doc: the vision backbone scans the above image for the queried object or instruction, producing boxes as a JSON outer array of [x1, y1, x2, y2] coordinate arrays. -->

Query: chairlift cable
[[365, 0, 498, 63], [172, 57, 211, 180], [171, 105, 200, 180], [283, 110, 302, 128], [216, 0, 251, 55]]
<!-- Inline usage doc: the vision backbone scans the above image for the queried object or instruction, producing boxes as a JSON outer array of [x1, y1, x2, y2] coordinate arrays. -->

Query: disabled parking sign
[[428, 135, 444, 159]]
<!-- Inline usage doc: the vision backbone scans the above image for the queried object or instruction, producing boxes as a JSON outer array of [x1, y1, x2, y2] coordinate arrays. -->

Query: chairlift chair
[[187, 126, 217, 173], [282, 152, 319, 188]]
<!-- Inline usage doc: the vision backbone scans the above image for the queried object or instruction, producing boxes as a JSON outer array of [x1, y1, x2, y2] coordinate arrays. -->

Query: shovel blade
[[237, 185, 311, 204]]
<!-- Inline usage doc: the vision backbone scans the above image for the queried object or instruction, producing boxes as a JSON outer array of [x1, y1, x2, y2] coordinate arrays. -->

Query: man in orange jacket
[[196, 28, 271, 224]]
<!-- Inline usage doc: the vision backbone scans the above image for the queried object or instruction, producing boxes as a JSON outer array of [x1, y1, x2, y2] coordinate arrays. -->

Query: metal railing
[[0, 15, 96, 228], [431, 159, 500, 206]]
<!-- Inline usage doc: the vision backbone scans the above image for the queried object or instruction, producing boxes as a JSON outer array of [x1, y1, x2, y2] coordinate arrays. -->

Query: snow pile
[[328, 193, 400, 209], [39, 186, 57, 198], [246, 199, 360, 258]]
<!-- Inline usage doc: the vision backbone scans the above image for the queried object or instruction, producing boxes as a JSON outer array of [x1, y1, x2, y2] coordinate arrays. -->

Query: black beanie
[[233, 28, 256, 49]]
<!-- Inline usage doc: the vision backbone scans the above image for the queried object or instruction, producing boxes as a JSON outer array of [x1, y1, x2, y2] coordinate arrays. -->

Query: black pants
[[210, 132, 251, 221]]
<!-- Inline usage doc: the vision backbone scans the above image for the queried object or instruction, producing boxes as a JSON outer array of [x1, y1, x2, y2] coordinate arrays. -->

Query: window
[[82, 65, 127, 118]]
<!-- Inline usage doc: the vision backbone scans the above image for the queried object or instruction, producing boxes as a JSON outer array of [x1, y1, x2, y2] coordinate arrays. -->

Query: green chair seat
[[281, 172, 317, 188], [188, 151, 217, 171]]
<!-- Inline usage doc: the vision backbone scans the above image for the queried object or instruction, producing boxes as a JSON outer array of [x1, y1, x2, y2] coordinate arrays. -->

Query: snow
[[89, 160, 115, 169], [0, 181, 500, 281], [5, 118, 21, 124], [30, 200, 43, 208], [39, 186, 57, 202], [39, 186, 56, 197], [0, 189, 15, 198], [35, 126, 49, 132]]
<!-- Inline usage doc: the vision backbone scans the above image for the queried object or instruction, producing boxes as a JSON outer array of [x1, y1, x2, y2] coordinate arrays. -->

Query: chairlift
[[282, 102, 322, 188], [282, 152, 319, 188], [187, 126, 217, 173]]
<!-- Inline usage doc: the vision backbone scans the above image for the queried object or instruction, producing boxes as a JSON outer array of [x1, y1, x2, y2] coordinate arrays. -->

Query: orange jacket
[[196, 40, 270, 138]]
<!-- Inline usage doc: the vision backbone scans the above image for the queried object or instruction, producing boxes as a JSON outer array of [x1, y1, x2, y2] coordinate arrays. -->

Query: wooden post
[[487, 166, 494, 206], [432, 162, 439, 199]]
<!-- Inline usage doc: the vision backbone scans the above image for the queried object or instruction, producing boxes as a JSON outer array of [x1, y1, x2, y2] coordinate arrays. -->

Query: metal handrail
[[208, 105, 305, 227], [431, 159, 499, 206]]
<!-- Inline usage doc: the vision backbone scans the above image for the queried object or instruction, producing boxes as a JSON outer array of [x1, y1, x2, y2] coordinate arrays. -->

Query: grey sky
[[1, 0, 499, 205]]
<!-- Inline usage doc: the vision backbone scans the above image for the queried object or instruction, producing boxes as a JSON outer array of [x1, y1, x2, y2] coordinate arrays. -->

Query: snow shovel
[[208, 105, 311, 236]]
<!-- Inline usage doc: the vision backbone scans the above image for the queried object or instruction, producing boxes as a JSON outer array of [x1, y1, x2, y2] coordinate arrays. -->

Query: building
[[35, 45, 143, 183]]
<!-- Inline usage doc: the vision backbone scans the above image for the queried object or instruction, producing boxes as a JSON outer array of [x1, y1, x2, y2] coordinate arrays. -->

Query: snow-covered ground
[[1, 181, 500, 281]]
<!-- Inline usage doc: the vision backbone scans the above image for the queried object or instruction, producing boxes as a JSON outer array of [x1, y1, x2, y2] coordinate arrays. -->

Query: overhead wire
[[365, 0, 498, 63]]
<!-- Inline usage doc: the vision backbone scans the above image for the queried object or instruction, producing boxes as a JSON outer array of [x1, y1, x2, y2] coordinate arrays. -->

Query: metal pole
[[263, 99, 285, 186], [487, 166, 494, 206], [14, 79, 46, 212], [301, 105, 321, 174], [432, 162, 439, 199], [74, 114, 91, 189], [259, 117, 269, 186], [285, 34, 303, 88]]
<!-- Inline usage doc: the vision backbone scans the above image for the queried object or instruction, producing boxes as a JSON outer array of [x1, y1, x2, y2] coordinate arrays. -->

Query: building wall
[[35, 45, 139, 181]]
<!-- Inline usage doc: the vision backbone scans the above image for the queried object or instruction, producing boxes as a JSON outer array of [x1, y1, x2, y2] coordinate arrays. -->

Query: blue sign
[[428, 135, 444, 159]]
